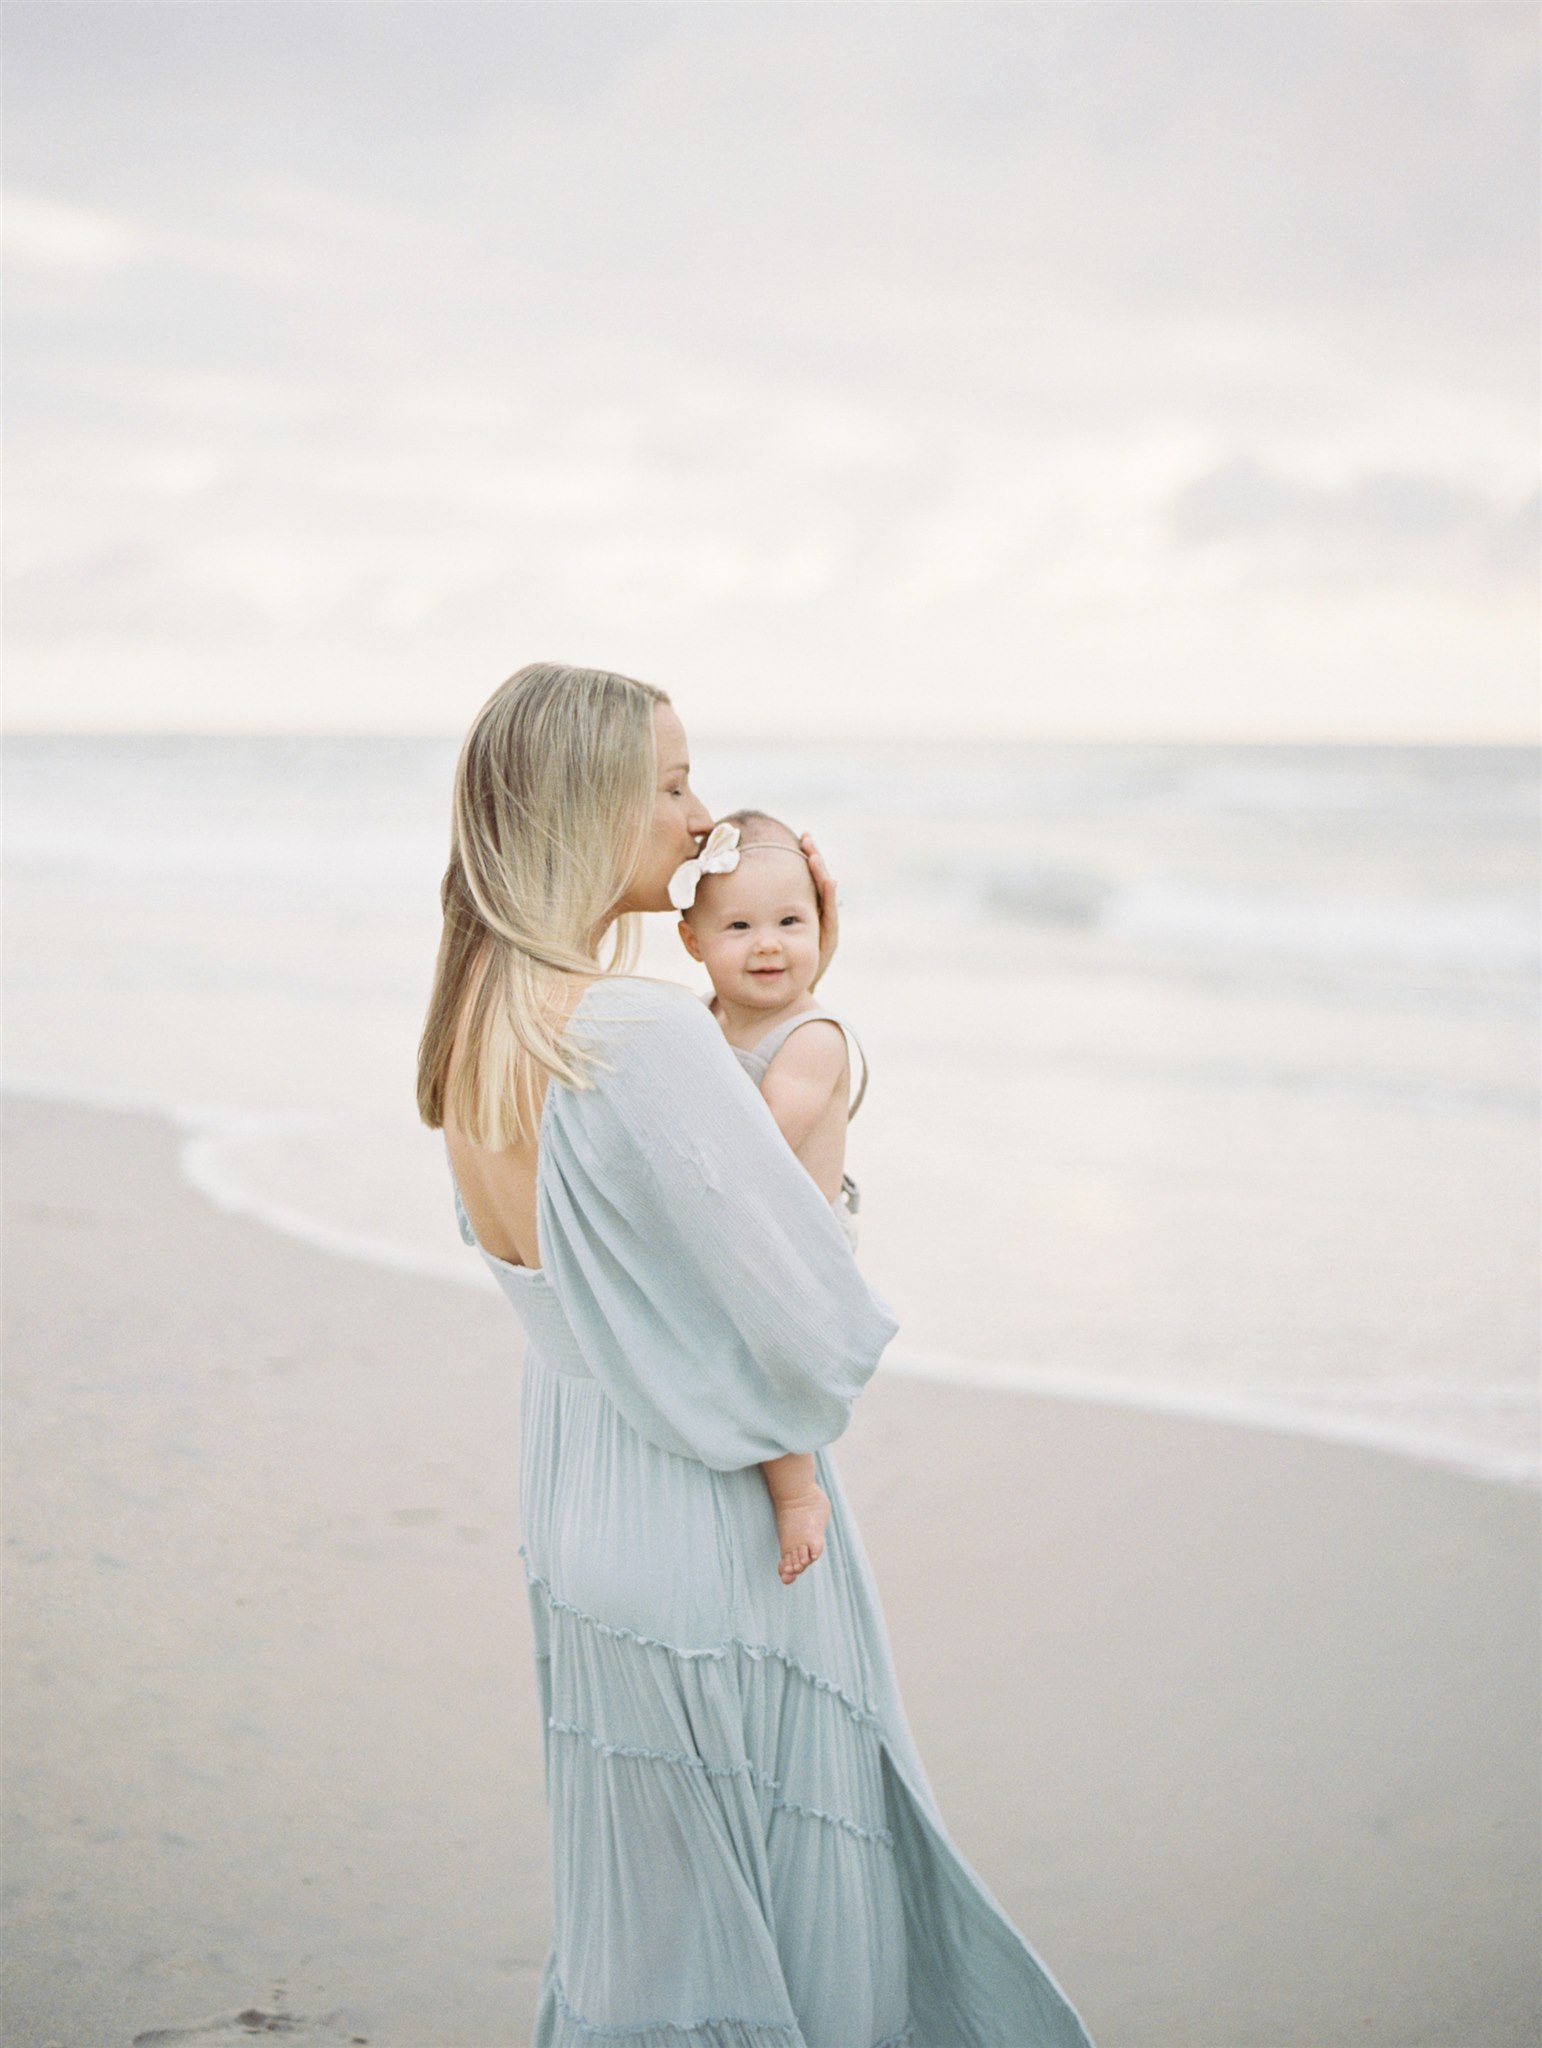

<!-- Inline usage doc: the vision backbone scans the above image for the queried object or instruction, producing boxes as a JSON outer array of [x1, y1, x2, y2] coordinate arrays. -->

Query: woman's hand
[[801, 831, 839, 987]]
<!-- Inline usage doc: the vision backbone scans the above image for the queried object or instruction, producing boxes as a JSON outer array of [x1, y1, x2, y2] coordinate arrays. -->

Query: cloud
[[2, 1, 1535, 736], [1169, 455, 1539, 589], [3, 191, 143, 271]]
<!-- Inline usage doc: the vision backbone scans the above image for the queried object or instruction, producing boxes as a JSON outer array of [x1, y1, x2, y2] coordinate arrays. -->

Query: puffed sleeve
[[534, 976, 899, 1471]]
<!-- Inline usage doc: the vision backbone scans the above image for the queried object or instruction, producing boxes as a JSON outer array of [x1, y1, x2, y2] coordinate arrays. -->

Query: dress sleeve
[[534, 977, 900, 1471]]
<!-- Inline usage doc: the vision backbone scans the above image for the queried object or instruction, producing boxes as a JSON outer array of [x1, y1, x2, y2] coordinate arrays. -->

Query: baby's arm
[[756, 1021, 849, 1200]]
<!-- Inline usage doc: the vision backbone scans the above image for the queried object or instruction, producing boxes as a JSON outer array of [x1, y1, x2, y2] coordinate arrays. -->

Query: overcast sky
[[5, 1, 1538, 740]]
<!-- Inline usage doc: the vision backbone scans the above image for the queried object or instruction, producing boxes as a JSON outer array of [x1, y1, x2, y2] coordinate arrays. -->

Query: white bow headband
[[668, 820, 811, 911]]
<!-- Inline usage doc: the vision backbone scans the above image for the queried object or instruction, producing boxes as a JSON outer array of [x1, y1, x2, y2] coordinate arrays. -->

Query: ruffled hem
[[545, 1971, 914, 2046], [546, 1717, 896, 1848], [519, 1545, 883, 1725]]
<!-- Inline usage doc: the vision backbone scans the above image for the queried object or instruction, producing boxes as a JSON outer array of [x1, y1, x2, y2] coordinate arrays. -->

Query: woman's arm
[[535, 978, 897, 1471]]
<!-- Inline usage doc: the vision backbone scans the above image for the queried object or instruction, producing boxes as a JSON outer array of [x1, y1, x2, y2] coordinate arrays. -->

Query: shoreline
[[7, 1070, 1537, 1492], [4, 1087, 1540, 2047]]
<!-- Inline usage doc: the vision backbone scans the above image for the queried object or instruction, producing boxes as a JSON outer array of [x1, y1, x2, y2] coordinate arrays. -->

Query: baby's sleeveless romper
[[711, 999, 868, 1254]]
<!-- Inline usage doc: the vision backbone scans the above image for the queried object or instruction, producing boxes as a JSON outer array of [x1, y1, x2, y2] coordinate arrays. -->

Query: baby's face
[[680, 844, 821, 1007]]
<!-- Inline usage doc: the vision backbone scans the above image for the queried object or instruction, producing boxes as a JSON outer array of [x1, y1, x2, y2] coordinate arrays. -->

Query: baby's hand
[[773, 1480, 832, 1587]]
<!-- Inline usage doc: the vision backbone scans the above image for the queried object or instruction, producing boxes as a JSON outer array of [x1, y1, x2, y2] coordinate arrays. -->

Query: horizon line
[[5, 727, 1540, 749]]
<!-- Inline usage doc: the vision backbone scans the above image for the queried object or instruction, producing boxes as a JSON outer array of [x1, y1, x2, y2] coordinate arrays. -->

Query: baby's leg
[[758, 1451, 831, 1586]]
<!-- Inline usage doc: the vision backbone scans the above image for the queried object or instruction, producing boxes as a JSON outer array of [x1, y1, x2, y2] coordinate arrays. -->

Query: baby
[[670, 809, 869, 1590]]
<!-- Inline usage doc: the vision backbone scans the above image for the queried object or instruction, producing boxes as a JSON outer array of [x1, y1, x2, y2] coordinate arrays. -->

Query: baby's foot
[[774, 1485, 831, 1586]]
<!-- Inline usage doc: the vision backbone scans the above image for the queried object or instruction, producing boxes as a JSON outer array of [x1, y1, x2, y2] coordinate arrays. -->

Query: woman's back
[[442, 962, 602, 1270]]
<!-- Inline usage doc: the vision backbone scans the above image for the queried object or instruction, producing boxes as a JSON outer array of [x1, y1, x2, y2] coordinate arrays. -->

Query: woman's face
[[615, 702, 714, 915]]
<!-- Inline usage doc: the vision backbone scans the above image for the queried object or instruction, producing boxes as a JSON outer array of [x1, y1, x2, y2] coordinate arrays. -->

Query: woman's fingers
[[802, 831, 839, 985]]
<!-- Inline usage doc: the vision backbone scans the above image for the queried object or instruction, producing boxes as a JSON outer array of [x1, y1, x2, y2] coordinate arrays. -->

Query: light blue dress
[[446, 975, 1096, 2048]]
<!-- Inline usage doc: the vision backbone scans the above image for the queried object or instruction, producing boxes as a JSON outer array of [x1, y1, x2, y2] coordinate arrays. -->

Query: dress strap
[[443, 1140, 479, 1247]]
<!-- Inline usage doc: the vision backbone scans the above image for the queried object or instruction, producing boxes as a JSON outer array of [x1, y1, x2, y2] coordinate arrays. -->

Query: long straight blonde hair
[[416, 660, 670, 1149]]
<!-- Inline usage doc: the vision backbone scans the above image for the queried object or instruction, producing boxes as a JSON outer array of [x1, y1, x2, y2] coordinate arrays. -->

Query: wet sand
[[4, 1092, 1538, 2048]]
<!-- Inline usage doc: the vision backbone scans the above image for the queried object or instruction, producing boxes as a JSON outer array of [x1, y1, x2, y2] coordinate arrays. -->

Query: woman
[[417, 663, 1097, 2048]]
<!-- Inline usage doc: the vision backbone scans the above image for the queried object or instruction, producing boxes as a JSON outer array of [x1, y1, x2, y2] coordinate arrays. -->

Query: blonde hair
[[416, 660, 670, 1148]]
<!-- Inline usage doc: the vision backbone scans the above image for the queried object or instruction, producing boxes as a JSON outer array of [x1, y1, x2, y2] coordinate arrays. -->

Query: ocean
[[6, 734, 1538, 1487]]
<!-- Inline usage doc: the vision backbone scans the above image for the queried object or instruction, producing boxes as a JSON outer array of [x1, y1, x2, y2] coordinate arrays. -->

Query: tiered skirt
[[517, 1344, 1096, 2048]]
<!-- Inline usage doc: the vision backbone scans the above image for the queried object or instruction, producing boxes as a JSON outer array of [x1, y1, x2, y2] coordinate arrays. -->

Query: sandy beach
[[4, 1089, 1539, 2048]]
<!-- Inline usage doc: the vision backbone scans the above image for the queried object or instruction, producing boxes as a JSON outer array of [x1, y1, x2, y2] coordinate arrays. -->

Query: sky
[[4, 0, 1538, 741]]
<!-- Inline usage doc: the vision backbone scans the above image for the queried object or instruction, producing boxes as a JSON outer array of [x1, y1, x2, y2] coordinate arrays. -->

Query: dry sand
[[3, 1093, 1538, 2048]]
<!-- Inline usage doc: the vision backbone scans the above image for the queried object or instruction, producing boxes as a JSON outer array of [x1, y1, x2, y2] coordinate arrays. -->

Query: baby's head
[[676, 809, 822, 1008]]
